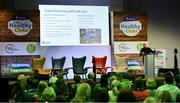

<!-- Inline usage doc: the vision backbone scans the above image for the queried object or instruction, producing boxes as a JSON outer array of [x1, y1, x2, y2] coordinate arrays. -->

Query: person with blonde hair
[[71, 83, 91, 102], [108, 79, 121, 102], [36, 80, 48, 101], [42, 87, 56, 102]]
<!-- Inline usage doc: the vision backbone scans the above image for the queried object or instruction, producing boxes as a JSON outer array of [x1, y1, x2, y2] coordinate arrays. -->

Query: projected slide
[[39, 5, 109, 46]]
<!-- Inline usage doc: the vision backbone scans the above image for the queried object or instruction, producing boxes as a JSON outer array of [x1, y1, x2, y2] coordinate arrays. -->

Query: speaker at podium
[[140, 43, 156, 78]]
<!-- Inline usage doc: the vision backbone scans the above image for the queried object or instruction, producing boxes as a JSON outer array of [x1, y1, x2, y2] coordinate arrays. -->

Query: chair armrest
[[105, 66, 114, 71], [106, 66, 114, 68], [64, 67, 73, 72], [85, 67, 93, 71]]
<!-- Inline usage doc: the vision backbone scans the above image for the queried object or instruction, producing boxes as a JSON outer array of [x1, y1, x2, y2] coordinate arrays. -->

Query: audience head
[[146, 78, 156, 89], [120, 79, 132, 89], [49, 76, 58, 88], [122, 72, 131, 80], [55, 95, 67, 102], [74, 83, 91, 102], [74, 75, 81, 83], [55, 78, 68, 96], [42, 87, 56, 102], [31, 79, 39, 89], [100, 74, 109, 88], [95, 88, 109, 102], [133, 77, 146, 91], [87, 72, 94, 80], [111, 80, 121, 96], [154, 77, 165, 87], [109, 75, 118, 85], [56, 73, 63, 79], [49, 76, 58, 84], [37, 80, 48, 94], [117, 89, 137, 102], [26, 76, 33, 88], [17, 74, 25, 81], [165, 72, 174, 84]]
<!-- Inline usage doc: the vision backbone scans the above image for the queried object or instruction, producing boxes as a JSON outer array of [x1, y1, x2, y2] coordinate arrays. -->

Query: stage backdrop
[[0, 10, 112, 79], [110, 12, 147, 73]]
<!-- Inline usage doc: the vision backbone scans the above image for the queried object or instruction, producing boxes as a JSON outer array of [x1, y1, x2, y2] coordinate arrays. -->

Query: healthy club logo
[[8, 16, 33, 36], [26, 44, 36, 54], [120, 16, 142, 36]]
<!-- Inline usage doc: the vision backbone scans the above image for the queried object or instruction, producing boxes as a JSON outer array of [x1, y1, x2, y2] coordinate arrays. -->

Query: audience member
[[55, 78, 69, 96], [55, 95, 68, 102], [94, 88, 109, 102], [146, 78, 157, 97], [36, 80, 48, 102], [156, 90, 173, 102], [108, 79, 121, 102], [42, 87, 56, 102], [156, 72, 180, 102], [21, 78, 39, 102], [132, 77, 149, 101], [49, 76, 58, 89], [11, 74, 27, 102], [117, 88, 137, 102], [70, 83, 91, 102]]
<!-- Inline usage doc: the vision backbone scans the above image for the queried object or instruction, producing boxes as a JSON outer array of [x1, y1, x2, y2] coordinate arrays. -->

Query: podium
[[144, 54, 155, 78]]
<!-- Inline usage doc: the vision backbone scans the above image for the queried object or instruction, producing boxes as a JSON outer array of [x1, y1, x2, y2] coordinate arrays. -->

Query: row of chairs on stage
[[32, 56, 113, 79]]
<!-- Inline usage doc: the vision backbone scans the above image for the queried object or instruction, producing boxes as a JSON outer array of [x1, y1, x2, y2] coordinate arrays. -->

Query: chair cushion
[[39, 69, 50, 75], [96, 69, 106, 74]]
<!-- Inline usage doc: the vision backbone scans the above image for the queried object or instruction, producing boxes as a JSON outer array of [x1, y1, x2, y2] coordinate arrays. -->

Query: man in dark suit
[[140, 43, 155, 65], [140, 43, 155, 56]]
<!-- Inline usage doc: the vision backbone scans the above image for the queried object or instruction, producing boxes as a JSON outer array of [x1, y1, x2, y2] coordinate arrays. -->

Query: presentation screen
[[39, 5, 109, 46]]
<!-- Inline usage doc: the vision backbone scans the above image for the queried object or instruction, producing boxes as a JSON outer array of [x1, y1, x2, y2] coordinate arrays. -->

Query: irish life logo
[[120, 16, 142, 36], [8, 16, 33, 36]]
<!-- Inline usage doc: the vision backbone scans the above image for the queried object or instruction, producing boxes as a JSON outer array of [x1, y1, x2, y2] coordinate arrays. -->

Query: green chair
[[51, 56, 69, 79], [72, 56, 92, 79]]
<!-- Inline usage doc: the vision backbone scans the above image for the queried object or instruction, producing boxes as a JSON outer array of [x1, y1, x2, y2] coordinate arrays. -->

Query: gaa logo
[[26, 44, 36, 54]]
